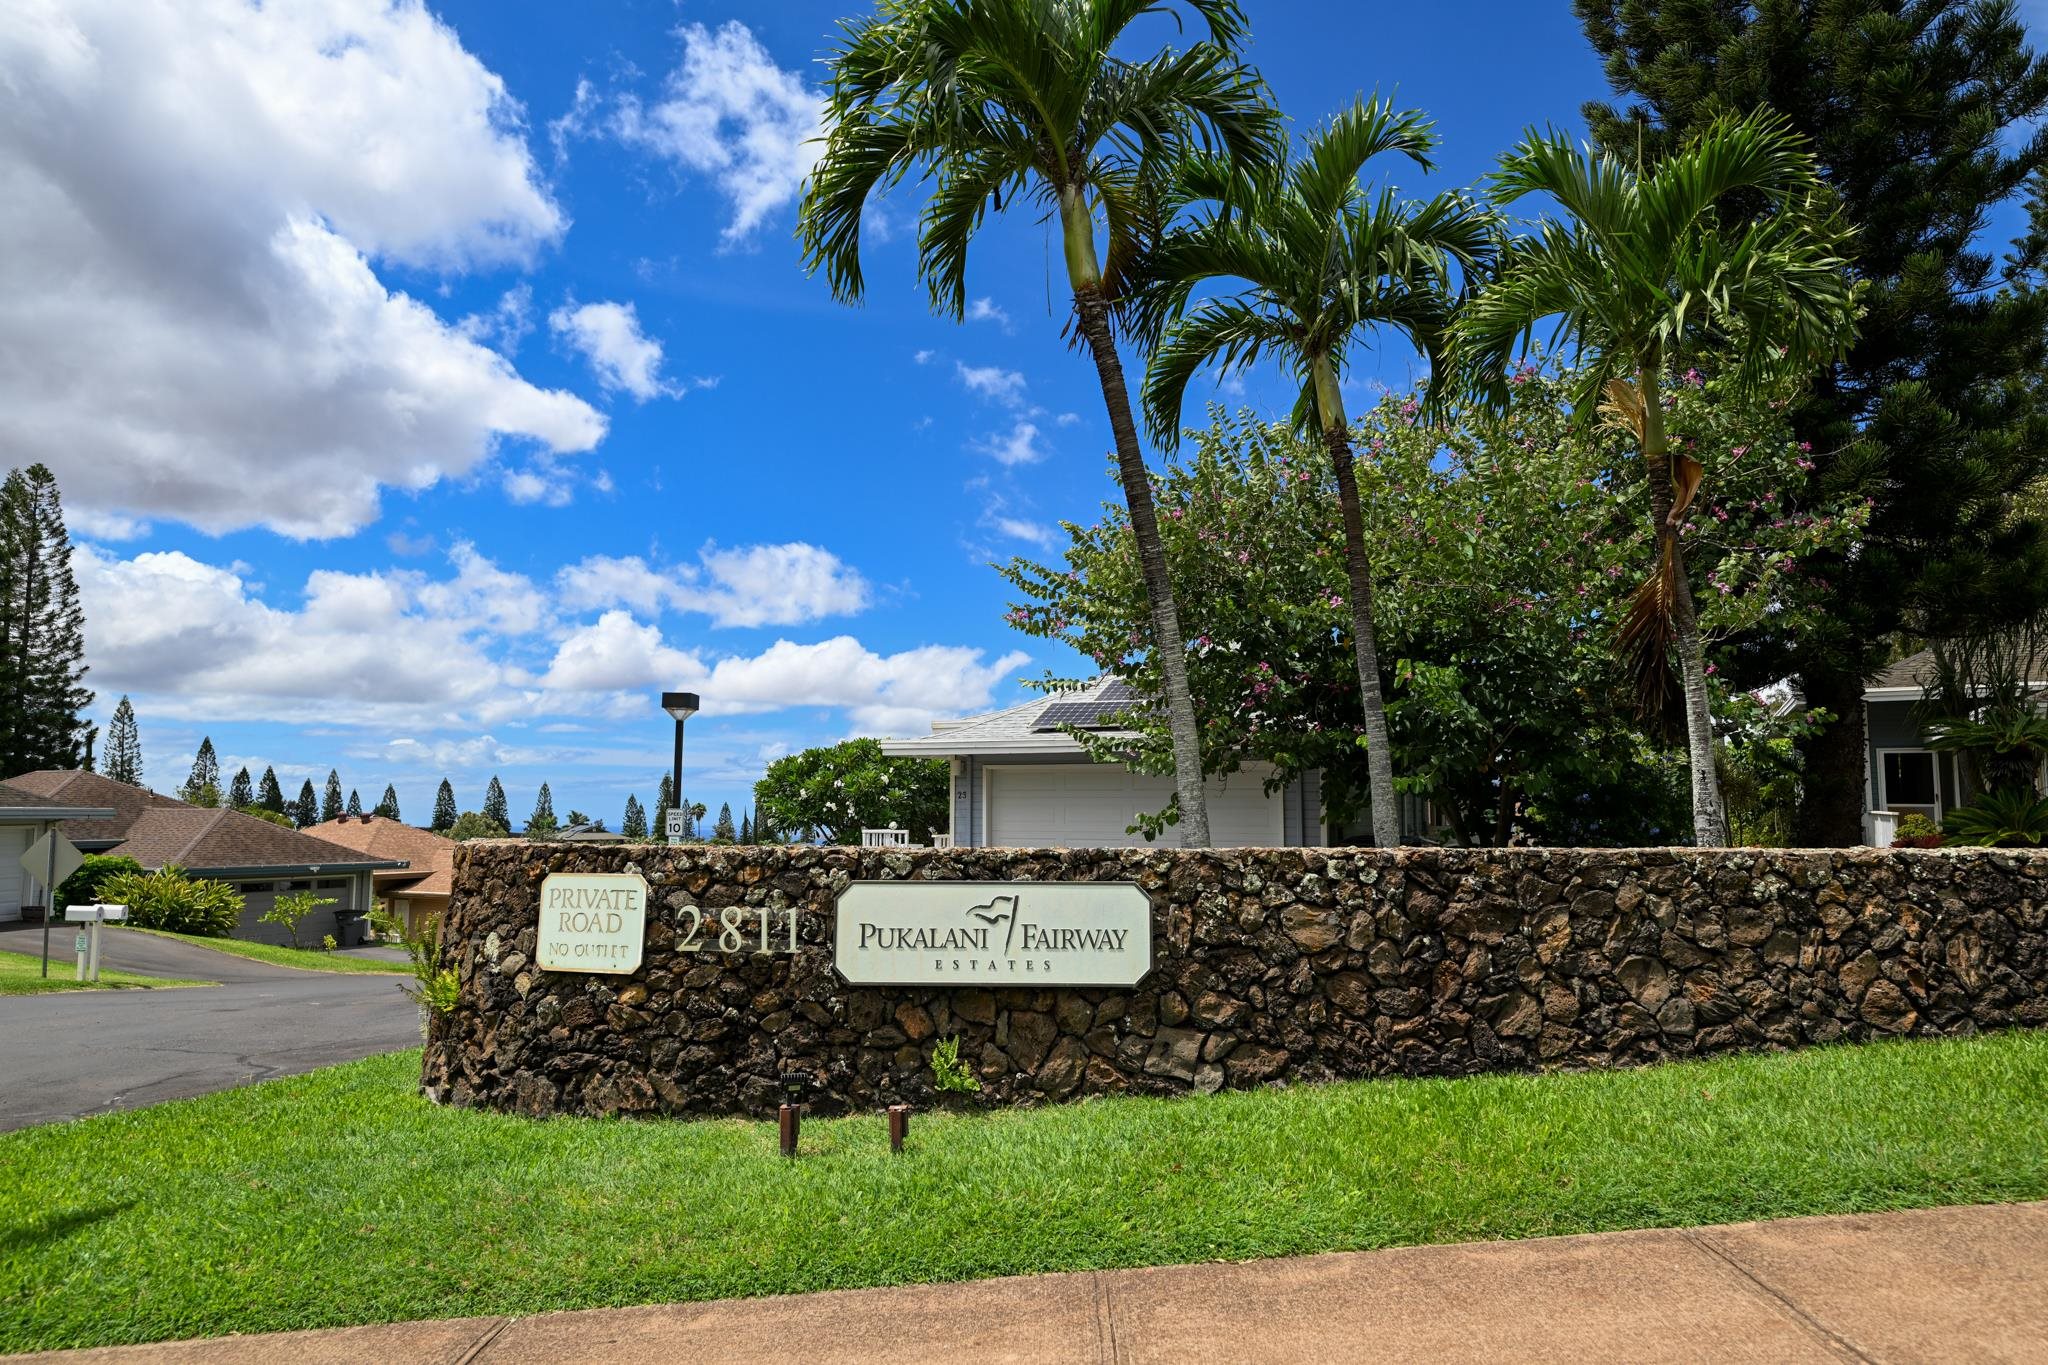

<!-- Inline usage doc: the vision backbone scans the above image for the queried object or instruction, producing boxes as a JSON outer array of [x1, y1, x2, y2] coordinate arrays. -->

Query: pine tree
[[653, 772, 675, 841], [483, 775, 509, 830], [713, 802, 736, 843], [181, 738, 219, 804], [374, 784, 400, 820], [257, 765, 285, 813], [526, 783, 558, 837], [622, 795, 647, 839], [739, 810, 753, 843], [0, 465, 94, 774], [228, 766, 253, 808], [322, 770, 344, 823], [1576, 0, 2048, 843], [346, 788, 363, 817], [431, 779, 457, 832], [104, 696, 143, 786], [294, 779, 318, 828]]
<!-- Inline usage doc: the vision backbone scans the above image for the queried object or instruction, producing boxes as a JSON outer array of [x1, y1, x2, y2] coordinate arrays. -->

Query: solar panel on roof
[[1031, 690, 1150, 731]]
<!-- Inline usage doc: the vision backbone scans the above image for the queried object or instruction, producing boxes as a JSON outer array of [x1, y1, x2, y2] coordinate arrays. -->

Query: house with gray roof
[[0, 780, 117, 923], [881, 678, 1329, 848], [1861, 649, 2048, 844], [6, 770, 406, 945]]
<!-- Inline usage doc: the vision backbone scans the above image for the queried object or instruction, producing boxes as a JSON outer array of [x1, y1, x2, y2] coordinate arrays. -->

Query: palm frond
[[1290, 95, 1437, 222], [1141, 298, 1291, 444]]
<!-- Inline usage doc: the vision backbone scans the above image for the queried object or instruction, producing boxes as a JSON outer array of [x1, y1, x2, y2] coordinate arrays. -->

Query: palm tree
[[1137, 98, 1494, 848], [1452, 112, 1860, 846], [798, 0, 1281, 847]]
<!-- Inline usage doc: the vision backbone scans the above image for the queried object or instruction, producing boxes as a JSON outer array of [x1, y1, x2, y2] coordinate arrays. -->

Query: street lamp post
[[662, 691, 699, 843]]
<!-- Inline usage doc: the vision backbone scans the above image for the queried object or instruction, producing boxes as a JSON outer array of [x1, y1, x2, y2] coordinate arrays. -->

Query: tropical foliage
[[754, 739, 949, 845], [1943, 789, 2048, 848], [799, 0, 1283, 847], [1452, 111, 1861, 845], [1003, 362, 1858, 844], [96, 866, 242, 938], [1137, 96, 1493, 844]]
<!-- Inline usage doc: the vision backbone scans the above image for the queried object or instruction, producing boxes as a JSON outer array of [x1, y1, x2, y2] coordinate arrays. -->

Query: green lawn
[[118, 927, 410, 974], [0, 949, 211, 996], [2, 1032, 2044, 1353]]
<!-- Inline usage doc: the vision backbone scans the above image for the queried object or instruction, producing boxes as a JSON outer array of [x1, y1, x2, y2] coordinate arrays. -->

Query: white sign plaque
[[834, 881, 1152, 987], [536, 872, 648, 975], [665, 808, 686, 840]]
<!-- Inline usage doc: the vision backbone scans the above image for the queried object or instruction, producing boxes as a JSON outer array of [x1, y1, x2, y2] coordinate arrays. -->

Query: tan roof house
[[6, 770, 404, 945], [308, 814, 454, 935]]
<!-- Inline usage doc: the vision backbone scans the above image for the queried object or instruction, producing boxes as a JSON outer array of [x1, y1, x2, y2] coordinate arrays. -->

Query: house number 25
[[675, 906, 799, 955]]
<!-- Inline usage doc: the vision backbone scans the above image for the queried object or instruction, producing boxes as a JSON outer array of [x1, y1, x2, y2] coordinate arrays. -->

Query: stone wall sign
[[834, 879, 1152, 987], [535, 871, 647, 975]]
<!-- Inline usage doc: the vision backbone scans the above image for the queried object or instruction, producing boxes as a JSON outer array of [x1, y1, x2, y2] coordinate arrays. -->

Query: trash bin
[[332, 908, 371, 948]]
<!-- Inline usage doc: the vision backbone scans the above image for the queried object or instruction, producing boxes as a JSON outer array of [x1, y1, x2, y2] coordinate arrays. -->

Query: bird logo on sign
[[965, 894, 1021, 956]]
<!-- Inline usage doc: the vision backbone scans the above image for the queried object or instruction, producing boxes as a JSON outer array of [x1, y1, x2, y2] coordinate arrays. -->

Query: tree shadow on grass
[[0, 1201, 135, 1254]]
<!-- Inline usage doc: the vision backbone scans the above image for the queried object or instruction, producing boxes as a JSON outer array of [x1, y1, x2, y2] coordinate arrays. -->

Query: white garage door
[[0, 826, 31, 921], [986, 764, 1284, 848]]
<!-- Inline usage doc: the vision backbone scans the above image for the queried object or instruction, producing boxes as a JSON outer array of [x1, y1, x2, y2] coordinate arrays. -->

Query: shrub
[[321, 934, 337, 951], [96, 865, 243, 937], [446, 810, 510, 842], [259, 889, 335, 948], [1943, 790, 2048, 848], [400, 919, 458, 1018], [55, 854, 143, 912], [930, 1035, 981, 1094], [1891, 813, 1944, 849]]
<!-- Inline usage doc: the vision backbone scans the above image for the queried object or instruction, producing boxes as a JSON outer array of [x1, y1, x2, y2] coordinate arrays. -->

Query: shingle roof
[[6, 770, 405, 874], [880, 678, 1138, 758], [1865, 649, 2048, 697], [308, 815, 454, 898], [6, 769, 183, 843]]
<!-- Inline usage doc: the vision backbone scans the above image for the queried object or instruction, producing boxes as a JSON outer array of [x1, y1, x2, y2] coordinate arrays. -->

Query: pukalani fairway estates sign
[[537, 871, 647, 974], [834, 881, 1152, 987]]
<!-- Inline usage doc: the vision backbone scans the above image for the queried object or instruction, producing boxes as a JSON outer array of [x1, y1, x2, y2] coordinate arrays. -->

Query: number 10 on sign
[[676, 906, 799, 955]]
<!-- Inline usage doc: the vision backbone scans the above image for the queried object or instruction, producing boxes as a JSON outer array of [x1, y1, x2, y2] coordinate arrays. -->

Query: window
[[1879, 749, 1942, 821]]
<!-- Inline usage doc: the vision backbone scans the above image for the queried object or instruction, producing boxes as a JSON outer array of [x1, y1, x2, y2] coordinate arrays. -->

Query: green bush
[[55, 854, 143, 912], [1942, 789, 2048, 848], [1891, 812, 1944, 848], [446, 811, 509, 842], [96, 865, 243, 937]]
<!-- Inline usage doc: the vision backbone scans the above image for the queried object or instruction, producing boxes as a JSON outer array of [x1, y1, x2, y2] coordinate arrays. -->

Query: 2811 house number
[[677, 905, 799, 955]]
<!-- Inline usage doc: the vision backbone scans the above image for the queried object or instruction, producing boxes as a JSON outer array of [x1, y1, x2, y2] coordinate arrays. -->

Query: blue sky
[[2, 0, 1617, 829]]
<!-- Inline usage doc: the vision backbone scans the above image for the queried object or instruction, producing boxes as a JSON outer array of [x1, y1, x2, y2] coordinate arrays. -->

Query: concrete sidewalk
[[23, 1201, 2048, 1363]]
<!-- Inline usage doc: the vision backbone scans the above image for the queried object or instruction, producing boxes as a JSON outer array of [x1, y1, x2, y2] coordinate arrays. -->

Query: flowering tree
[[753, 739, 949, 846], [1001, 362, 1862, 844]]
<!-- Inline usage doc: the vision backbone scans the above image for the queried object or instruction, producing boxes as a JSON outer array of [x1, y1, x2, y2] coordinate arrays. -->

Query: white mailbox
[[63, 902, 127, 982]]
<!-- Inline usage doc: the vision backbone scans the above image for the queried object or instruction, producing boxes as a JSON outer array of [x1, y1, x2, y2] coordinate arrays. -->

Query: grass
[[118, 926, 410, 974], [2, 1031, 2044, 1353], [0, 949, 211, 996]]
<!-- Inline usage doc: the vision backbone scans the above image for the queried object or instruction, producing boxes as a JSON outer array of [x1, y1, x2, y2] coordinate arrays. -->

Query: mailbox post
[[63, 902, 128, 983]]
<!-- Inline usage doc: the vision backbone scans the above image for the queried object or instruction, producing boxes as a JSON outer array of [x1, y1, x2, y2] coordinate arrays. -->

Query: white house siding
[[0, 825, 30, 921], [983, 763, 1288, 849]]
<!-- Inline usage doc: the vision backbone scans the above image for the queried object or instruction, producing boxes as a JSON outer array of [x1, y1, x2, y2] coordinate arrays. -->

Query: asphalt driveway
[[0, 924, 422, 1132]]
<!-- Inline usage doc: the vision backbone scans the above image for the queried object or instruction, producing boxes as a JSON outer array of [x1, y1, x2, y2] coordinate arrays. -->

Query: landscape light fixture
[[661, 692, 699, 843]]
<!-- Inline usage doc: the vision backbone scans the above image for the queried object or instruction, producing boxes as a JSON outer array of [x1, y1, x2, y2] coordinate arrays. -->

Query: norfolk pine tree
[[431, 780, 458, 832], [104, 697, 143, 786], [483, 775, 510, 830]]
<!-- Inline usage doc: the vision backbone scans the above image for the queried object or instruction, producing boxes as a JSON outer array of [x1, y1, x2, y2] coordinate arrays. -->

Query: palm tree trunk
[[1639, 357, 1732, 847], [1313, 358, 1400, 847], [1060, 185, 1211, 847]]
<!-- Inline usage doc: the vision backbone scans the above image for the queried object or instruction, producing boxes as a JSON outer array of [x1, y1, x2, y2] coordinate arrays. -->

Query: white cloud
[[0, 0, 605, 538], [975, 420, 1050, 467], [967, 297, 1014, 332], [1055, 411, 1083, 427], [557, 542, 871, 627], [612, 21, 824, 243], [956, 362, 1028, 408], [71, 542, 518, 728], [549, 299, 674, 401], [913, 349, 935, 365], [458, 284, 535, 356], [992, 517, 1058, 549], [541, 614, 1029, 736]]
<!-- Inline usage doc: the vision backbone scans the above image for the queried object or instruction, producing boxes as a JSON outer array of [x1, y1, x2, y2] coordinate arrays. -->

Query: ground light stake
[[778, 1103, 800, 1157], [888, 1105, 910, 1154]]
